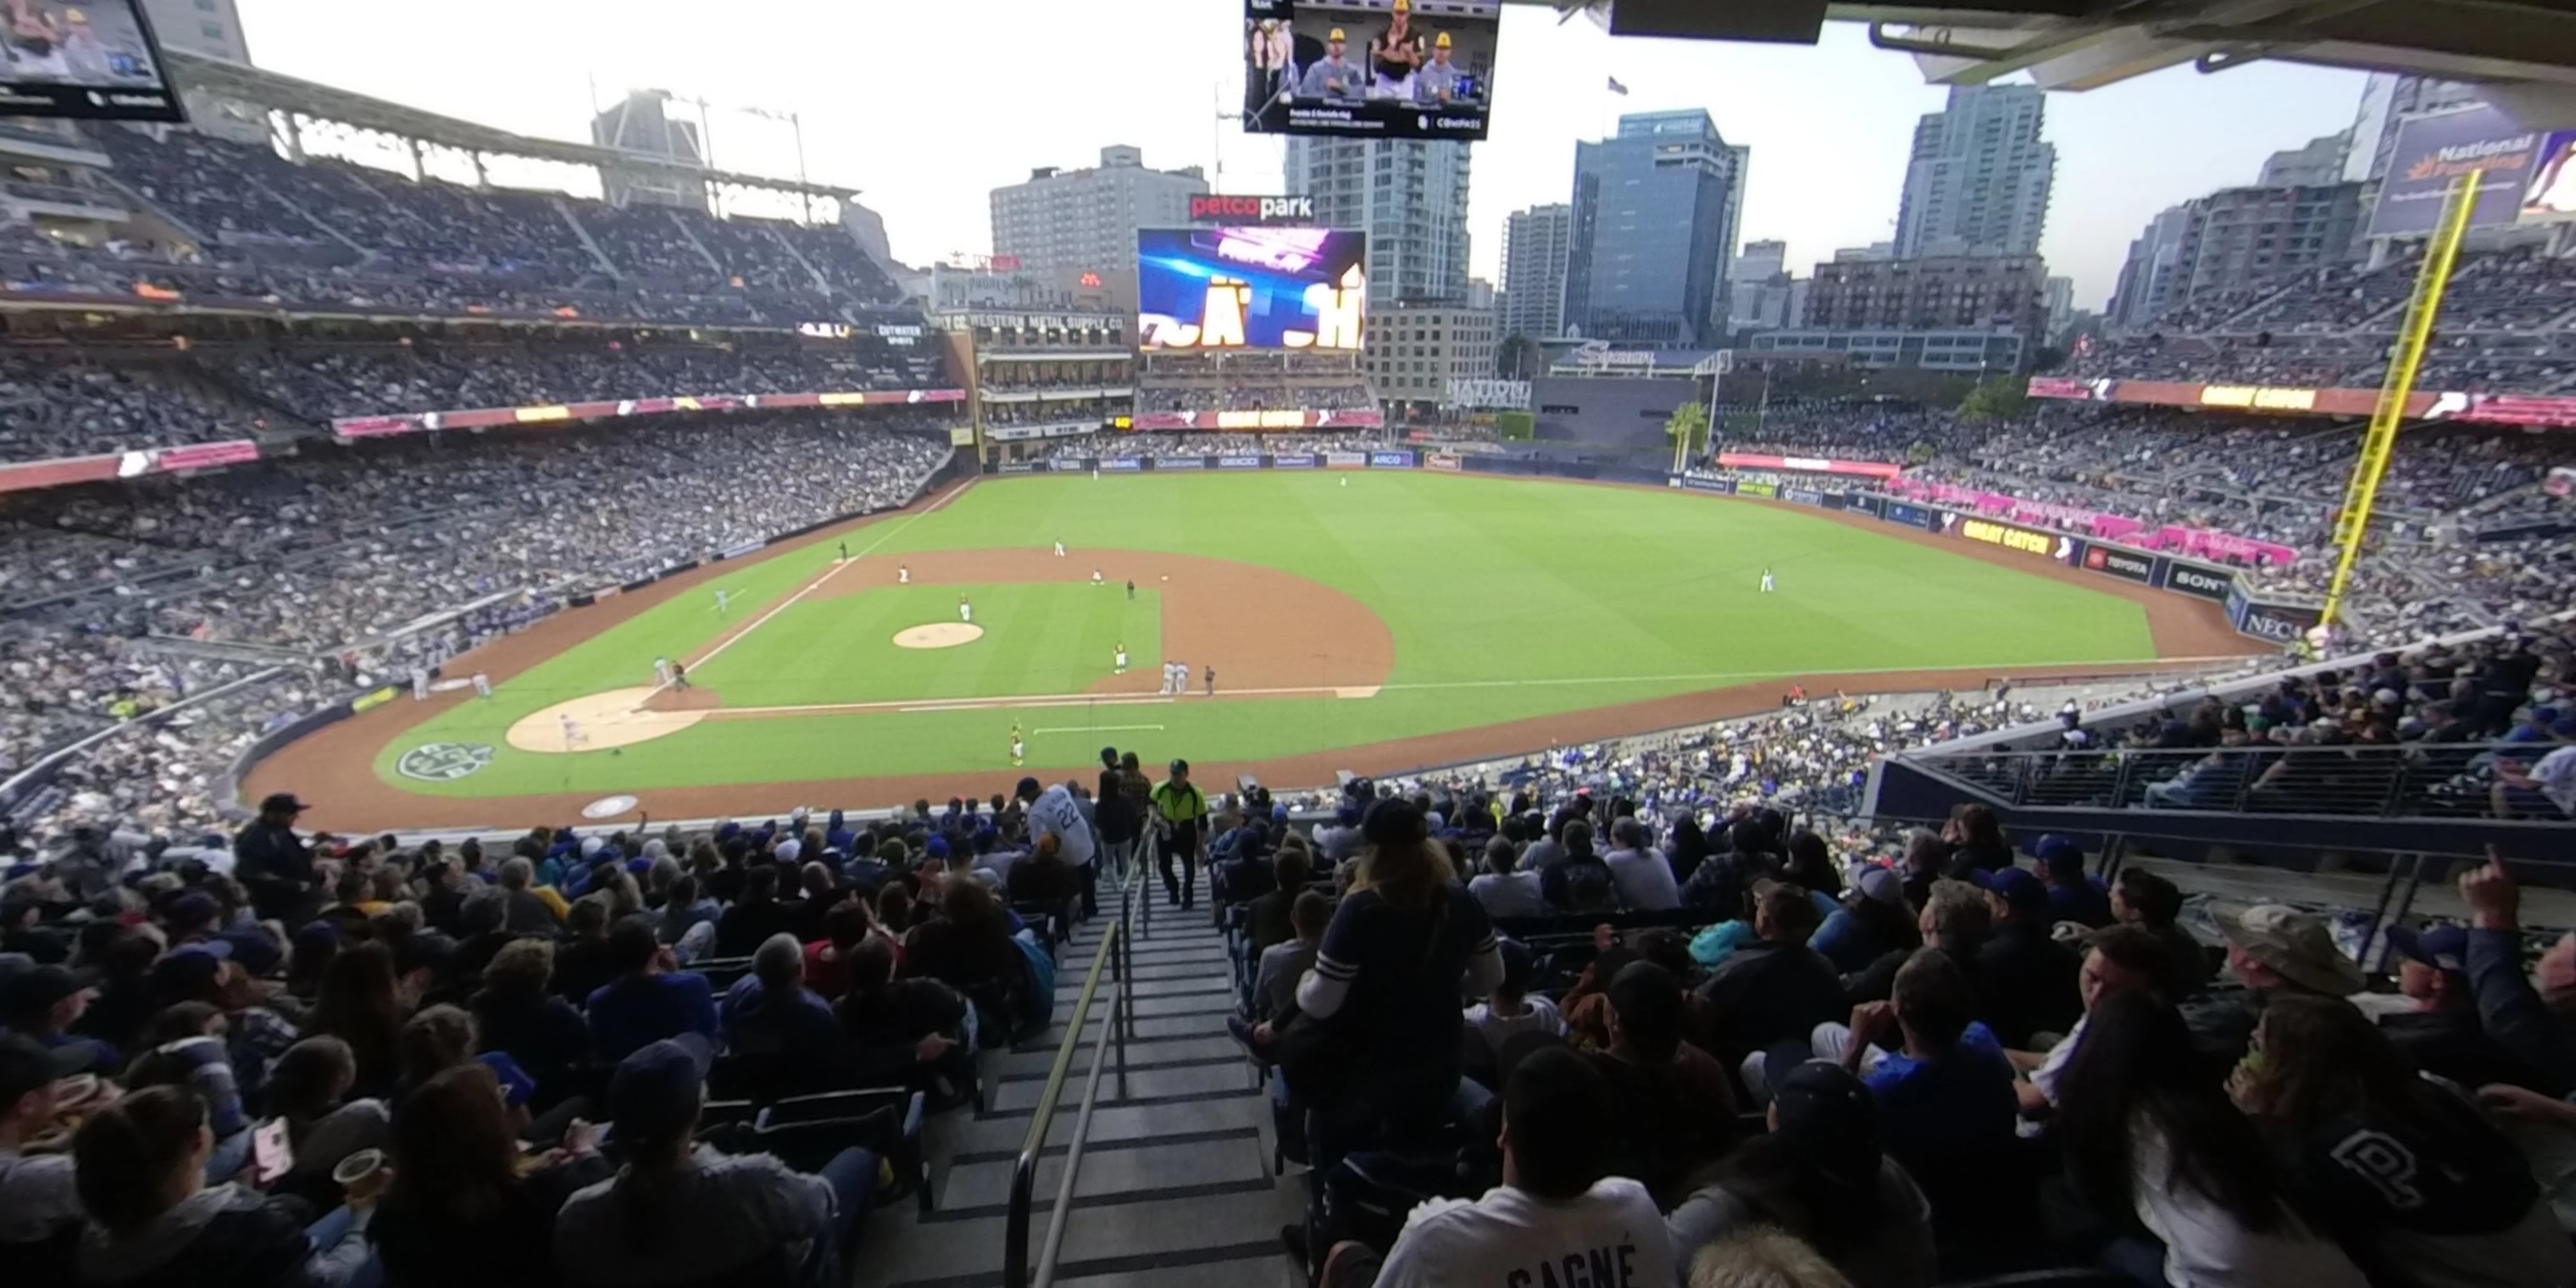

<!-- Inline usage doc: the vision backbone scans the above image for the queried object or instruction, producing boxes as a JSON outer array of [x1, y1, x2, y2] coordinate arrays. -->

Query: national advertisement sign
[[1782, 487, 1824, 507], [2367, 104, 2545, 240], [2082, 544, 2157, 585], [1218, 455, 1265, 470], [1100, 458, 1143, 473], [1735, 480, 1779, 500], [1368, 451, 1416, 469], [2227, 586, 2324, 646], [1882, 501, 1936, 530], [2163, 560, 2234, 602], [1674, 474, 1734, 495], [997, 462, 1035, 475], [1273, 454, 1317, 469], [1426, 452, 1462, 472], [1324, 452, 1368, 468]]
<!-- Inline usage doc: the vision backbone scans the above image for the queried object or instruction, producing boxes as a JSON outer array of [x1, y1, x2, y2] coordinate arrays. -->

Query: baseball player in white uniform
[[899, 564, 910, 584], [653, 658, 673, 686], [472, 673, 492, 700], [411, 669, 430, 702], [1760, 568, 1776, 593], [1115, 643, 1129, 675], [959, 596, 974, 625], [1055, 540, 1067, 558], [714, 589, 731, 615]]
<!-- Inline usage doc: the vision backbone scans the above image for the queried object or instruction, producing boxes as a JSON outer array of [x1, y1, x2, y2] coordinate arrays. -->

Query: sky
[[231, 0, 2373, 311]]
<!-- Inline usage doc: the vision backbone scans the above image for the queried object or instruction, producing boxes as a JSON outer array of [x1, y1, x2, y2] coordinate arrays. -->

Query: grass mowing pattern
[[375, 472, 2158, 797], [689, 585, 1158, 707]]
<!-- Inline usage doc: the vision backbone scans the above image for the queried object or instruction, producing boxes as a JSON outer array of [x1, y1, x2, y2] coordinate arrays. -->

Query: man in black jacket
[[1968, 867, 2082, 1049], [230, 793, 316, 924], [1698, 881, 1843, 1075]]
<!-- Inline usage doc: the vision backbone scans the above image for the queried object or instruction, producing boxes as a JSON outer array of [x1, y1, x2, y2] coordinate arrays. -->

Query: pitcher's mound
[[507, 686, 709, 753], [894, 623, 983, 650]]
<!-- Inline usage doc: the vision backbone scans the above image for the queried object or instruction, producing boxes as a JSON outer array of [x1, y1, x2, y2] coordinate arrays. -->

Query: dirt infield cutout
[[506, 686, 708, 754], [892, 623, 983, 649]]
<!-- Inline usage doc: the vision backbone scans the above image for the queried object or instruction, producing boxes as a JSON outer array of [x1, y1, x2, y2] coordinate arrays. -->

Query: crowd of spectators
[[1134, 383, 1377, 414], [1033, 430, 1383, 460], [3, 127, 906, 330], [0, 352, 275, 463], [0, 764, 1141, 1287], [1203, 752, 2576, 1286], [0, 414, 957, 840]]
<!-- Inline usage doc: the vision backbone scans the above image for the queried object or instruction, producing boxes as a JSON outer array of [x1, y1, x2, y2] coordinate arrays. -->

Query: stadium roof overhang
[[1531, 0, 2576, 97], [164, 51, 858, 200]]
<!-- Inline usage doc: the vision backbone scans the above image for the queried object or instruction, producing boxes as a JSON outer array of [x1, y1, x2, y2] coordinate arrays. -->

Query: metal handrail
[[1911, 741, 2526, 819], [1002, 842, 1144, 1288]]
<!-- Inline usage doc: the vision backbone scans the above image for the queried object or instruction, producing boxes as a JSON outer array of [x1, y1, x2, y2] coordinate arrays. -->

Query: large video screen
[[1137, 227, 1367, 351], [1242, 0, 1496, 141], [0, 0, 181, 120]]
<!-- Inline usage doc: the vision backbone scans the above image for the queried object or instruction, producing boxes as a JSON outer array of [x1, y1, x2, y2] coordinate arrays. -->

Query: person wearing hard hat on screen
[[1414, 31, 1465, 104], [1299, 27, 1361, 101], [1370, 0, 1422, 98]]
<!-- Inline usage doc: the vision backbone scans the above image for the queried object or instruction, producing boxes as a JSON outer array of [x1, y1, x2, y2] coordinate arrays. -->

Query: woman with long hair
[[2229, 996, 2575, 1288], [369, 1063, 608, 1288], [306, 940, 405, 1098], [258, 1035, 388, 1192], [1669, 1062, 1935, 1288], [2053, 991, 2363, 1288], [1286, 799, 1503, 1247], [1940, 805, 2011, 876], [1665, 815, 1710, 886], [70, 1085, 374, 1288]]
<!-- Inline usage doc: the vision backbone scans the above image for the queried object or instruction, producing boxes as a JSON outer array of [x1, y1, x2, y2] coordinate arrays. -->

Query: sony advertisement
[[1136, 226, 1366, 351], [1243, 0, 1496, 141]]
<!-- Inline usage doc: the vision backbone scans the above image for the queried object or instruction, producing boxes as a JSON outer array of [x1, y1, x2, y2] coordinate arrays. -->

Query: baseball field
[[249, 470, 2253, 830]]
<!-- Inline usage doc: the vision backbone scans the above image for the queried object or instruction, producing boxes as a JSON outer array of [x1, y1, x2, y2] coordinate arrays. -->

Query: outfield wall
[[984, 452, 2318, 648]]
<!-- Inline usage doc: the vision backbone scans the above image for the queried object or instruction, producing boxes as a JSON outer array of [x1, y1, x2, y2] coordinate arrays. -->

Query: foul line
[[1030, 723, 1167, 736], [675, 477, 975, 682], [683, 653, 2229, 722]]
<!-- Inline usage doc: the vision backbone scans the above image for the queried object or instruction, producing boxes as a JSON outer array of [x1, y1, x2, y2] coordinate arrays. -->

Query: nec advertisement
[[1243, 0, 1497, 141], [1137, 227, 1366, 351], [0, 0, 183, 120]]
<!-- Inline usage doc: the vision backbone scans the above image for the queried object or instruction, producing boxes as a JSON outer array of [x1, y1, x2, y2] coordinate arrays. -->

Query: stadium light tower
[[2318, 170, 2479, 635]]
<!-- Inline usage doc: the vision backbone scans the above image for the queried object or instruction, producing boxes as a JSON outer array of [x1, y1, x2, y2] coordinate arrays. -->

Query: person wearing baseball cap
[[1968, 866, 2082, 1050], [0, 963, 115, 1074], [233, 792, 318, 924], [1809, 864, 1922, 974], [1413, 28, 1466, 104], [0, 1033, 85, 1253], [2035, 836, 2112, 929], [1297, 26, 1360, 101], [1668, 1061, 1936, 1287], [1150, 758, 1211, 909], [2380, 922, 2561, 1094], [552, 1033, 875, 1285], [1368, 0, 1420, 97], [1019, 774, 1096, 915]]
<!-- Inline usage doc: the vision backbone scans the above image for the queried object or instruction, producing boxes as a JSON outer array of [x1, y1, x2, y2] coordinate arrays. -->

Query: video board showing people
[[1242, 0, 1496, 141], [0, 0, 181, 120]]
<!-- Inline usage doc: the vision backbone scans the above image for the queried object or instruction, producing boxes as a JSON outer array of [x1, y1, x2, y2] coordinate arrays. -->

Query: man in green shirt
[[1150, 758, 1211, 909]]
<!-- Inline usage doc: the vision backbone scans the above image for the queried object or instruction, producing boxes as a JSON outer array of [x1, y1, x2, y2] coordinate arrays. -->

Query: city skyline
[[231, 0, 2368, 311]]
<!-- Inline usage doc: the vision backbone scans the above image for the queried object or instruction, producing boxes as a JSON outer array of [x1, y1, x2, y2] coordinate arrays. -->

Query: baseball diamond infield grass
[[359, 470, 2173, 803]]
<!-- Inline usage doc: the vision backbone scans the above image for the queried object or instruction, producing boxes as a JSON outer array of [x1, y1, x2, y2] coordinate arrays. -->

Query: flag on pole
[[1606, 76, 1629, 95]]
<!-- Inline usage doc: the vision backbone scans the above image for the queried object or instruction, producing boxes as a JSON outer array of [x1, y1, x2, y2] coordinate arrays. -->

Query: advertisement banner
[[148, 441, 261, 473], [2081, 544, 2157, 585], [1845, 492, 1881, 517], [1735, 480, 1779, 500], [2436, 392, 2576, 429], [1217, 455, 1266, 469], [1100, 458, 1144, 473], [1048, 459, 1089, 472], [2025, 376, 2101, 402], [1368, 451, 1416, 469], [1882, 501, 1937, 530], [718, 540, 764, 560], [1138, 227, 1366, 351], [1324, 452, 1368, 468], [1713, 452, 1904, 482], [997, 462, 1035, 475], [1155, 457, 1204, 470], [1782, 487, 1824, 507], [1187, 194, 1317, 225], [1272, 453, 1318, 469], [1426, 453, 1462, 472], [2228, 587, 2323, 647], [1944, 512, 2075, 563], [1674, 475, 1735, 495], [2366, 105, 2544, 240], [2163, 560, 2235, 602]]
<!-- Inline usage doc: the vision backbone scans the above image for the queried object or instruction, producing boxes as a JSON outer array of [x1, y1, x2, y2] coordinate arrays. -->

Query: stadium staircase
[[859, 892, 1302, 1288]]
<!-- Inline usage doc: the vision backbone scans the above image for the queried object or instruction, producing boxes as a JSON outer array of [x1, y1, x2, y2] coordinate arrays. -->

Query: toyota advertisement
[[1137, 227, 1366, 351]]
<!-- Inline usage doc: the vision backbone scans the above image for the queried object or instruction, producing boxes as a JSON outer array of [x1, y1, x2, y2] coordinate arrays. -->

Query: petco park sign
[[1189, 194, 1316, 225]]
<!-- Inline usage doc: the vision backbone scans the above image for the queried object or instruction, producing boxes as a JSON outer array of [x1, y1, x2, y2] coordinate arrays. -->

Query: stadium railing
[[1002, 860, 1146, 1288], [1912, 742, 2512, 819]]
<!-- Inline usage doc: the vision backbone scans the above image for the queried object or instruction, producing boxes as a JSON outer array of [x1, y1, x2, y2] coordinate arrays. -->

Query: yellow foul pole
[[2318, 170, 2480, 632]]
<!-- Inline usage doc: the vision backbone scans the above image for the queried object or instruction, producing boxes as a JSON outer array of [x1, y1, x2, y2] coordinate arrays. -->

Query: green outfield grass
[[687, 584, 1159, 708], [372, 471, 2166, 797]]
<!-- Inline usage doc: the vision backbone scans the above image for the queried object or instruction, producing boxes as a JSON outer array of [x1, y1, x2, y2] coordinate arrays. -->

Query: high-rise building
[[1803, 254, 2046, 335], [2259, 131, 2351, 187], [2346, 74, 2483, 184], [1891, 86, 2056, 259], [1832, 242, 1896, 263], [990, 145, 1207, 286], [1498, 203, 1572, 341], [1285, 137, 1472, 308], [1564, 110, 1747, 347], [2044, 276, 2076, 337], [1735, 239, 1787, 283], [2105, 182, 2362, 330], [141, 0, 250, 61], [1364, 302, 1496, 406]]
